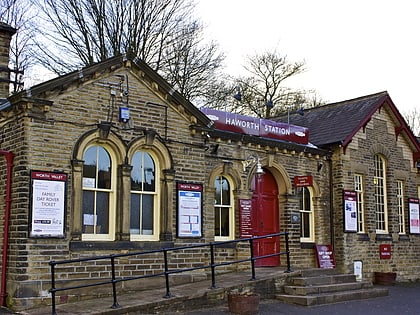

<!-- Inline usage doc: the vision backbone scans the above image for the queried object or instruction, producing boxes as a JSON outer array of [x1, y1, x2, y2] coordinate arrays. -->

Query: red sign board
[[379, 244, 391, 259], [201, 108, 309, 145], [239, 199, 253, 238], [294, 175, 313, 187], [315, 244, 336, 269]]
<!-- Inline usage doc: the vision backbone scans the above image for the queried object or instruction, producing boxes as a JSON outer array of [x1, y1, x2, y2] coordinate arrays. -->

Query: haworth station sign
[[201, 108, 309, 145]]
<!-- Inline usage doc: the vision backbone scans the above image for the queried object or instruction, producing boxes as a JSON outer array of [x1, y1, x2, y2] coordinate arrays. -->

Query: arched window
[[82, 145, 115, 240], [298, 187, 314, 242], [130, 151, 159, 240], [374, 154, 388, 233], [214, 175, 234, 240]]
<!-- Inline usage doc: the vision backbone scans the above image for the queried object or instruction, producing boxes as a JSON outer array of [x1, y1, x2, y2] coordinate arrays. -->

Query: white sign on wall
[[409, 198, 420, 234], [30, 171, 67, 238]]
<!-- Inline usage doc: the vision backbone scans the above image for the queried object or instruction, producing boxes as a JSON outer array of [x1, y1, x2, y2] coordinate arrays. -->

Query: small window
[[354, 174, 365, 233], [214, 176, 234, 240], [374, 154, 388, 233], [130, 151, 159, 240], [298, 187, 314, 242], [397, 180, 405, 234]]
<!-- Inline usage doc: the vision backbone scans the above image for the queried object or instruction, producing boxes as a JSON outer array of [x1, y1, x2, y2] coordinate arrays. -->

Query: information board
[[177, 182, 203, 238], [30, 171, 67, 238], [343, 190, 358, 232], [409, 198, 420, 234]]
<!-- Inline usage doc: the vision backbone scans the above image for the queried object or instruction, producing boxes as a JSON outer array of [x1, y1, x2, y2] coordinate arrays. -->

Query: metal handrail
[[49, 232, 291, 315]]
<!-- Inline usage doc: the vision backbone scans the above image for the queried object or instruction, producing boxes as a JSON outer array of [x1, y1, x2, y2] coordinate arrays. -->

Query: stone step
[[290, 274, 357, 286], [276, 287, 389, 306], [298, 268, 339, 277], [284, 280, 372, 295]]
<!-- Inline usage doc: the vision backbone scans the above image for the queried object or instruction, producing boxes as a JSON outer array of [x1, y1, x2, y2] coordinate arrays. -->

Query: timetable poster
[[177, 182, 203, 238]]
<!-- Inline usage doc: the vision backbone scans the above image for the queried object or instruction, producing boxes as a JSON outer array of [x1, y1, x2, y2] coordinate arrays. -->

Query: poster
[[315, 244, 336, 269], [30, 171, 67, 237], [343, 190, 357, 232], [239, 199, 253, 238], [177, 182, 202, 238], [409, 198, 420, 234]]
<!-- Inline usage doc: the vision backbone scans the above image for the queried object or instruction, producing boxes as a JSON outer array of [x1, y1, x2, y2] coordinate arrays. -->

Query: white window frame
[[214, 175, 234, 241], [354, 174, 365, 233], [299, 187, 314, 243], [397, 180, 405, 234], [374, 154, 388, 233], [130, 150, 160, 241], [82, 144, 116, 241]]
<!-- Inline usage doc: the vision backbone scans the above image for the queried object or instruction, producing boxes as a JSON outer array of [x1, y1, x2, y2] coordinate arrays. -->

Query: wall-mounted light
[[256, 158, 265, 175], [243, 156, 265, 176]]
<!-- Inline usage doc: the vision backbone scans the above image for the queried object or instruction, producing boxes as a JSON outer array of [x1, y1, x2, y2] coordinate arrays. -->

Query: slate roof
[[273, 91, 420, 153]]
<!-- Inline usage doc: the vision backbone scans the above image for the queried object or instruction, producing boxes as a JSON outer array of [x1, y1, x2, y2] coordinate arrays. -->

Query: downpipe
[[0, 150, 15, 306]]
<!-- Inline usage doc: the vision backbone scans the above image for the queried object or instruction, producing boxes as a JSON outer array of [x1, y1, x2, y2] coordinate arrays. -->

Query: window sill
[[300, 242, 315, 249], [70, 240, 174, 251], [398, 234, 410, 241], [375, 234, 392, 242], [357, 233, 370, 241]]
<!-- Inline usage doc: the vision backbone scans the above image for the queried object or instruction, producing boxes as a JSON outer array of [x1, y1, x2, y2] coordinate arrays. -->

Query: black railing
[[49, 232, 291, 315]]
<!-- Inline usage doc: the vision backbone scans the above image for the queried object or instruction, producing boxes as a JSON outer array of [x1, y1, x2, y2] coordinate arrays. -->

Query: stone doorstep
[[291, 274, 357, 286], [276, 287, 389, 306], [284, 280, 373, 295]]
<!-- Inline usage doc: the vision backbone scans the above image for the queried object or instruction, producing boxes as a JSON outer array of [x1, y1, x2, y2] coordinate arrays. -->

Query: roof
[[274, 91, 420, 155]]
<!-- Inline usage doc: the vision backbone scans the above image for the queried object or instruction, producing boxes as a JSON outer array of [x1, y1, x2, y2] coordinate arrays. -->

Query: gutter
[[0, 150, 14, 307]]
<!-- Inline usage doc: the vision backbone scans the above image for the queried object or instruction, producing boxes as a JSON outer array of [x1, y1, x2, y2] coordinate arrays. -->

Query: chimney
[[0, 22, 16, 99]]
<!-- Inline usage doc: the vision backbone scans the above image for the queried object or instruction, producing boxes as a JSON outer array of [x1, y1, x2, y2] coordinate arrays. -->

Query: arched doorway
[[251, 168, 280, 267]]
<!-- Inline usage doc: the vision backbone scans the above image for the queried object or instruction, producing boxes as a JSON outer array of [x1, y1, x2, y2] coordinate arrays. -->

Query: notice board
[[176, 182, 203, 238], [30, 170, 67, 238]]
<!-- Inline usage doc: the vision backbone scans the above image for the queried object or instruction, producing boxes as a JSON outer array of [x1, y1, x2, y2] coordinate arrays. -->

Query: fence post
[[249, 238, 256, 280], [163, 249, 172, 298], [49, 261, 57, 315], [210, 243, 216, 289], [285, 232, 292, 272], [110, 255, 120, 308]]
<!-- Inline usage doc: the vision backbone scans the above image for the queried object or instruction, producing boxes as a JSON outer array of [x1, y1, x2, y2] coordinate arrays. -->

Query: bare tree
[[30, 0, 225, 103], [162, 19, 224, 102], [204, 49, 322, 118], [403, 107, 420, 136], [0, 0, 37, 93]]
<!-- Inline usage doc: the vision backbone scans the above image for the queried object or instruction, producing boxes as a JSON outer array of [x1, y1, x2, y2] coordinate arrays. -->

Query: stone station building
[[1, 23, 420, 312]]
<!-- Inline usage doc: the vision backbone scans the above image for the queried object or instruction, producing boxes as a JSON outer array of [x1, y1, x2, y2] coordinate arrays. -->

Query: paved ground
[[166, 282, 420, 315], [1, 268, 419, 315]]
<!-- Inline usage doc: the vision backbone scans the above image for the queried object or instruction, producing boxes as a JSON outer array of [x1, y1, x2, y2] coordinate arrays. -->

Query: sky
[[195, 0, 420, 114]]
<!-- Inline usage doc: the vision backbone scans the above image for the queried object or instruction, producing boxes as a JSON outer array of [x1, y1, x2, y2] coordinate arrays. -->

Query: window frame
[[299, 186, 314, 243], [81, 144, 117, 241], [354, 174, 365, 233], [374, 154, 388, 233], [129, 150, 160, 241], [397, 180, 405, 234], [214, 175, 234, 241]]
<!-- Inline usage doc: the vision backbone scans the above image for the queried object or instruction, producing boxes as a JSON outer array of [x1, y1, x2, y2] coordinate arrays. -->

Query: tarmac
[[0, 267, 419, 315]]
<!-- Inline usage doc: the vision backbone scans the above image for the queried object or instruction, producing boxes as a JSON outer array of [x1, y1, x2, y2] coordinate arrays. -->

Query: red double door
[[251, 169, 280, 267]]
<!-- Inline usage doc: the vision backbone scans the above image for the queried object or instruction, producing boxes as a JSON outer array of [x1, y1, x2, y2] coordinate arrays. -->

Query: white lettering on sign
[[225, 116, 260, 131], [264, 124, 291, 135]]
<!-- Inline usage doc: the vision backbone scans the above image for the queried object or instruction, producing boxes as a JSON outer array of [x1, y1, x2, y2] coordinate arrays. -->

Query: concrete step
[[284, 280, 372, 295], [277, 287, 389, 306]]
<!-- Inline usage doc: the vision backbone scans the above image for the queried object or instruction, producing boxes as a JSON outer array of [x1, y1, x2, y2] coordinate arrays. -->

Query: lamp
[[256, 158, 265, 175], [243, 156, 265, 176]]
